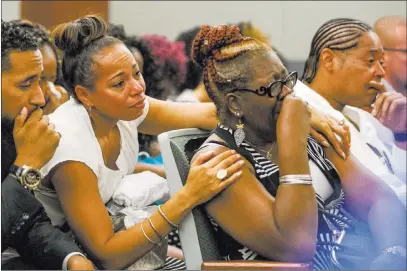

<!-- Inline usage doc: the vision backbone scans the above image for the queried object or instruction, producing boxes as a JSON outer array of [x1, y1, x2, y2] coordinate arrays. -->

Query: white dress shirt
[[294, 81, 406, 206]]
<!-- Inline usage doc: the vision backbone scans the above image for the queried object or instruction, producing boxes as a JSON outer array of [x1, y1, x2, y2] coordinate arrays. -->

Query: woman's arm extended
[[138, 97, 217, 135], [50, 150, 244, 270], [198, 143, 318, 263], [325, 148, 407, 252]]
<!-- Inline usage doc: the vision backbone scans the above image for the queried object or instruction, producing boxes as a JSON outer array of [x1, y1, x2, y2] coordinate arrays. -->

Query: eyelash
[[113, 81, 124, 88], [112, 72, 141, 88]]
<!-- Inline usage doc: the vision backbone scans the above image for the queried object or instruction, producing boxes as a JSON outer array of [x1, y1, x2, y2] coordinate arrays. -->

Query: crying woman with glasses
[[189, 25, 406, 270]]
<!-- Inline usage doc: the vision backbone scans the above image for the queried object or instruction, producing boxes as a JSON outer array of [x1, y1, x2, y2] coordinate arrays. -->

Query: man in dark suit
[[1, 20, 94, 270]]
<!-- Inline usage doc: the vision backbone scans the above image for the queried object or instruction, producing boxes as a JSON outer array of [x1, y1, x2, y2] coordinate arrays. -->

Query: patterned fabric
[[168, 229, 182, 249], [202, 125, 353, 270]]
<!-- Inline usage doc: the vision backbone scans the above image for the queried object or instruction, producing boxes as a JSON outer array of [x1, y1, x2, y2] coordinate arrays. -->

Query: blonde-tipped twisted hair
[[302, 18, 372, 83], [191, 25, 270, 121]]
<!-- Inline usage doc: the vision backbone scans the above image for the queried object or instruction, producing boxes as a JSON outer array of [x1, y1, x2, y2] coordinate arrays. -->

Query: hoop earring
[[234, 113, 245, 147]]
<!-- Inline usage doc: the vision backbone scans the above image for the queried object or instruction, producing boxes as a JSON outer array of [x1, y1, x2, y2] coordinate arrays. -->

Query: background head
[[53, 15, 146, 121], [191, 24, 292, 139], [175, 26, 203, 92], [1, 20, 44, 122], [302, 18, 385, 108], [12, 19, 62, 111], [142, 34, 188, 100], [374, 16, 407, 93]]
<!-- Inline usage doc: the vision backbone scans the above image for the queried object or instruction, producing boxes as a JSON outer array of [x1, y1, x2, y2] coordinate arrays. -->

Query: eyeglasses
[[229, 71, 298, 98], [384, 47, 407, 53]]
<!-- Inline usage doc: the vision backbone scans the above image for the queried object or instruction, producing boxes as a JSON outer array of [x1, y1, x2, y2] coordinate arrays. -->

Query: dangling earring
[[234, 113, 245, 147]]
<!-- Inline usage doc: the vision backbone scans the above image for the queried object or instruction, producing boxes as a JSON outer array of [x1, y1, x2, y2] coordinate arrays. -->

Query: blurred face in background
[[382, 23, 407, 93]]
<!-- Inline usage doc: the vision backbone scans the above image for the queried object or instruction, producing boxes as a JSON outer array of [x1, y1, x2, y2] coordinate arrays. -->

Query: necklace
[[244, 140, 276, 160]]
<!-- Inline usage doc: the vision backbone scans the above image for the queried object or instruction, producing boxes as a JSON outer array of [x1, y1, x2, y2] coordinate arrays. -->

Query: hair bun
[[53, 15, 107, 54], [191, 24, 244, 67]]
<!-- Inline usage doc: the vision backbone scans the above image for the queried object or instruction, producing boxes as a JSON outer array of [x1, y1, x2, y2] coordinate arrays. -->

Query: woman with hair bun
[[34, 15, 246, 270], [35, 15, 351, 270]]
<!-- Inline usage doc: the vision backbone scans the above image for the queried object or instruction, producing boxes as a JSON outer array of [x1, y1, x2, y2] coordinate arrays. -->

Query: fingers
[[373, 92, 396, 118], [216, 171, 243, 192], [13, 107, 28, 133], [377, 92, 401, 121], [55, 85, 69, 102], [222, 158, 245, 177], [25, 108, 44, 124], [388, 97, 406, 120], [327, 118, 351, 157], [213, 152, 243, 171], [342, 124, 351, 156], [317, 121, 346, 159], [202, 149, 237, 168], [191, 151, 215, 166], [310, 128, 329, 147]]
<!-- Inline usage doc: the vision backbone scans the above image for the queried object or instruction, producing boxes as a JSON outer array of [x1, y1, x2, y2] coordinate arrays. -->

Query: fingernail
[[231, 150, 236, 154], [322, 141, 330, 147], [237, 171, 242, 176], [388, 116, 391, 121], [379, 117, 384, 122], [371, 109, 377, 116], [235, 154, 241, 158], [238, 160, 244, 165], [341, 151, 346, 159]]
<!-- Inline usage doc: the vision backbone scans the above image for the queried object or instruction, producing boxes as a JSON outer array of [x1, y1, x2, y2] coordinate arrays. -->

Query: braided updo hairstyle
[[52, 15, 121, 101], [302, 18, 372, 84], [191, 24, 269, 121], [1, 20, 39, 72]]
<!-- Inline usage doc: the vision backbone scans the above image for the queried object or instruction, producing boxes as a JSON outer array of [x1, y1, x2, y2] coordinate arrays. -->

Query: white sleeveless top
[[35, 99, 149, 226]]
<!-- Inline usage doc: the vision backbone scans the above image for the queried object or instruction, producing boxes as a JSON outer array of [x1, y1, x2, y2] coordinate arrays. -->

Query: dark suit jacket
[[1, 174, 84, 269]]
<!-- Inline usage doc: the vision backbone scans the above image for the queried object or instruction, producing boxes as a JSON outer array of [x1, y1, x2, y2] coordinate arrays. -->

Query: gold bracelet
[[140, 220, 159, 245], [157, 205, 181, 228], [148, 217, 163, 242]]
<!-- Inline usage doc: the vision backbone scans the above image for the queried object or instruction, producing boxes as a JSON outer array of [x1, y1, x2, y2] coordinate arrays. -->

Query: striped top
[[201, 124, 354, 270]]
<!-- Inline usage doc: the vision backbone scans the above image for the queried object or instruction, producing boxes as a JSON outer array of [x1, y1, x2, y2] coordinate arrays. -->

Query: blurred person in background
[[374, 16, 407, 96], [12, 20, 70, 115]]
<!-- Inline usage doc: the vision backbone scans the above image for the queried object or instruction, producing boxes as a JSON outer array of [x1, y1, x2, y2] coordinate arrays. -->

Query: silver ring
[[216, 169, 228, 180], [338, 119, 345, 126]]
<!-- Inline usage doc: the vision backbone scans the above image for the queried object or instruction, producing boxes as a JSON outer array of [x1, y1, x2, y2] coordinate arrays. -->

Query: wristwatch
[[9, 165, 42, 190]]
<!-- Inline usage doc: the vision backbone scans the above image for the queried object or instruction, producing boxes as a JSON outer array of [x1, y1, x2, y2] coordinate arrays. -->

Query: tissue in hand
[[112, 171, 170, 208]]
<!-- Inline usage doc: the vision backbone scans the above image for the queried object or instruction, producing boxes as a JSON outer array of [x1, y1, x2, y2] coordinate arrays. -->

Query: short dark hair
[[175, 26, 203, 92], [53, 15, 121, 101], [1, 20, 39, 72], [302, 18, 372, 83]]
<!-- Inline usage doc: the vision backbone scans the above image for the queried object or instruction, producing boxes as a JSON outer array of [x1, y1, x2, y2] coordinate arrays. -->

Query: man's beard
[[1, 116, 17, 181]]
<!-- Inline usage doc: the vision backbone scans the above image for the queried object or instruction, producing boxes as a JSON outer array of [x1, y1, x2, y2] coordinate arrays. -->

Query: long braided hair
[[191, 24, 270, 121], [302, 18, 372, 83]]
